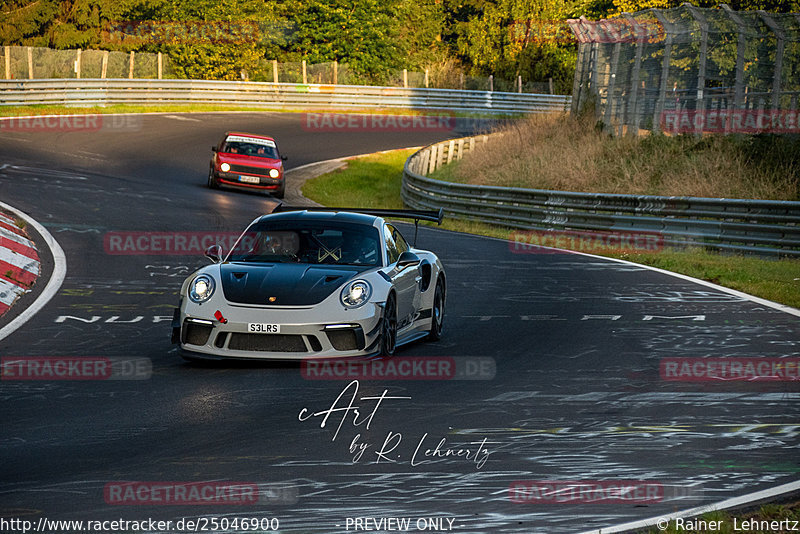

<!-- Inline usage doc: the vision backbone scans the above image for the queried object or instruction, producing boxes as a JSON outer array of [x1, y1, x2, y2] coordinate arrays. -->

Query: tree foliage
[[1, 0, 796, 87]]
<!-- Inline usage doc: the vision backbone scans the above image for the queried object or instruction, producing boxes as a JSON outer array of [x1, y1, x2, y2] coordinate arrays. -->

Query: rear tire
[[379, 293, 397, 357], [427, 277, 444, 341]]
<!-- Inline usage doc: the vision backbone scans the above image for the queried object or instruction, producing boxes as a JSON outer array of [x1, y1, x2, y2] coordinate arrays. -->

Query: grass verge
[[642, 501, 800, 533], [302, 148, 800, 309], [430, 113, 800, 200]]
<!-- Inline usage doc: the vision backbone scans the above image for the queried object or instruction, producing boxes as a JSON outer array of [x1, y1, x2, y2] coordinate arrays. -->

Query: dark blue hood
[[220, 263, 363, 306]]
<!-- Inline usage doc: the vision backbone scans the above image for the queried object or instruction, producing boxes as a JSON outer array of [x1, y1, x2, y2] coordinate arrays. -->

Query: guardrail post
[[158, 52, 162, 79], [27, 46, 33, 79], [333, 60, 338, 84], [549, 77, 553, 95], [425, 69, 429, 88], [4, 46, 9, 79], [489, 75, 493, 92], [623, 13, 643, 137], [652, 9, 672, 134], [403, 69, 408, 88], [302, 60, 307, 84], [518, 76, 522, 93], [428, 145, 437, 174], [721, 5, 747, 110], [273, 60, 278, 83], [129, 51, 134, 79], [686, 5, 709, 134], [758, 10, 785, 111], [75, 49, 81, 79], [101, 50, 108, 79], [419, 150, 429, 175]]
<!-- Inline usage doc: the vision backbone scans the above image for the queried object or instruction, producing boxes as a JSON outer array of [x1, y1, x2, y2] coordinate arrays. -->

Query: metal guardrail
[[0, 79, 571, 115], [402, 136, 800, 257]]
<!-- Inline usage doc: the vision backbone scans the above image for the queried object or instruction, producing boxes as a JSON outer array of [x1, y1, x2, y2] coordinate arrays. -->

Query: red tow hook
[[214, 310, 228, 324]]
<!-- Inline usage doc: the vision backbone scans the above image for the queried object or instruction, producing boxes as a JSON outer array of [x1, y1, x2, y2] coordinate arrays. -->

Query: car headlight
[[340, 280, 372, 308], [220, 163, 230, 172], [269, 168, 280, 179], [189, 274, 216, 303]]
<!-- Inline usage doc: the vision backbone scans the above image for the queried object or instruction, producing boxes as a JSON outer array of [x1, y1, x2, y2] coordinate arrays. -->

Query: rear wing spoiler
[[272, 205, 444, 225], [271, 205, 444, 246]]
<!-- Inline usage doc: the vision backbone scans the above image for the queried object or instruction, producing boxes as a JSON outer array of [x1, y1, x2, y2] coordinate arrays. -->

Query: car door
[[384, 224, 419, 328]]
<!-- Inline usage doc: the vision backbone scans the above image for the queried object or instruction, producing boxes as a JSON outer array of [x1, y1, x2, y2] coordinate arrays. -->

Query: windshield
[[221, 135, 280, 159], [228, 221, 381, 266]]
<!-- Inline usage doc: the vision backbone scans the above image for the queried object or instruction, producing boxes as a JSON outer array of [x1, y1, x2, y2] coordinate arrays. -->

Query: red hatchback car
[[208, 132, 287, 198]]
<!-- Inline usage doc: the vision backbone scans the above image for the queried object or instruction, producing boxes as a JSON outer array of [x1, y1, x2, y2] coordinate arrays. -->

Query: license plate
[[248, 323, 280, 333], [240, 175, 260, 184]]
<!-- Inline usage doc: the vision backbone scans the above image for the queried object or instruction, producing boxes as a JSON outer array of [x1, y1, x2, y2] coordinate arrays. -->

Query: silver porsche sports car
[[172, 207, 446, 361]]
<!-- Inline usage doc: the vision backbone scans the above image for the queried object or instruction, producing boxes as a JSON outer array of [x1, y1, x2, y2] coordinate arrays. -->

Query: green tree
[[458, 0, 579, 91], [278, 0, 421, 84]]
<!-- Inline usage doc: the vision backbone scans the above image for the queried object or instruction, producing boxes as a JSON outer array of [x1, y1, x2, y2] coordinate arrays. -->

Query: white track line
[[577, 479, 800, 534], [0, 201, 66, 342], [422, 226, 800, 530], [425, 225, 800, 317]]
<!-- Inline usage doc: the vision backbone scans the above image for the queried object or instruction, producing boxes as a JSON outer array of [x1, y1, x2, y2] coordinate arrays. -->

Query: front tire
[[273, 183, 285, 199], [427, 277, 444, 341], [379, 293, 397, 357], [207, 167, 219, 189]]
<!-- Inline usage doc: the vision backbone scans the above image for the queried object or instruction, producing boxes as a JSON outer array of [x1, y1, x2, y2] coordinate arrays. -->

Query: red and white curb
[[0, 201, 66, 342], [0, 211, 40, 316]]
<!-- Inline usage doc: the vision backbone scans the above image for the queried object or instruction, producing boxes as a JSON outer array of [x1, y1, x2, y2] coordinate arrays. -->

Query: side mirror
[[211, 146, 218, 152], [396, 251, 420, 270], [205, 244, 223, 263]]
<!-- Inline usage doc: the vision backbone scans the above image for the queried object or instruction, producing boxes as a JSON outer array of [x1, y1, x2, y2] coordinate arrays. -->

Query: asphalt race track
[[1, 112, 799, 533]]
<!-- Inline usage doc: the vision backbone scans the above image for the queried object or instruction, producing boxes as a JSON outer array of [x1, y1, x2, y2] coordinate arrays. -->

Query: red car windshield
[[221, 135, 280, 159]]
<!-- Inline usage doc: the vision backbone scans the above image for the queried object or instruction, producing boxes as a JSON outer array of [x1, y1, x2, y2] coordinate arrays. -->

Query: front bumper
[[174, 302, 383, 360], [215, 171, 283, 190]]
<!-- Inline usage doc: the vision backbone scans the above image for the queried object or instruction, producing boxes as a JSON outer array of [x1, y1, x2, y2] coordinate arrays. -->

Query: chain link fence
[[1, 45, 559, 94], [568, 3, 800, 136]]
